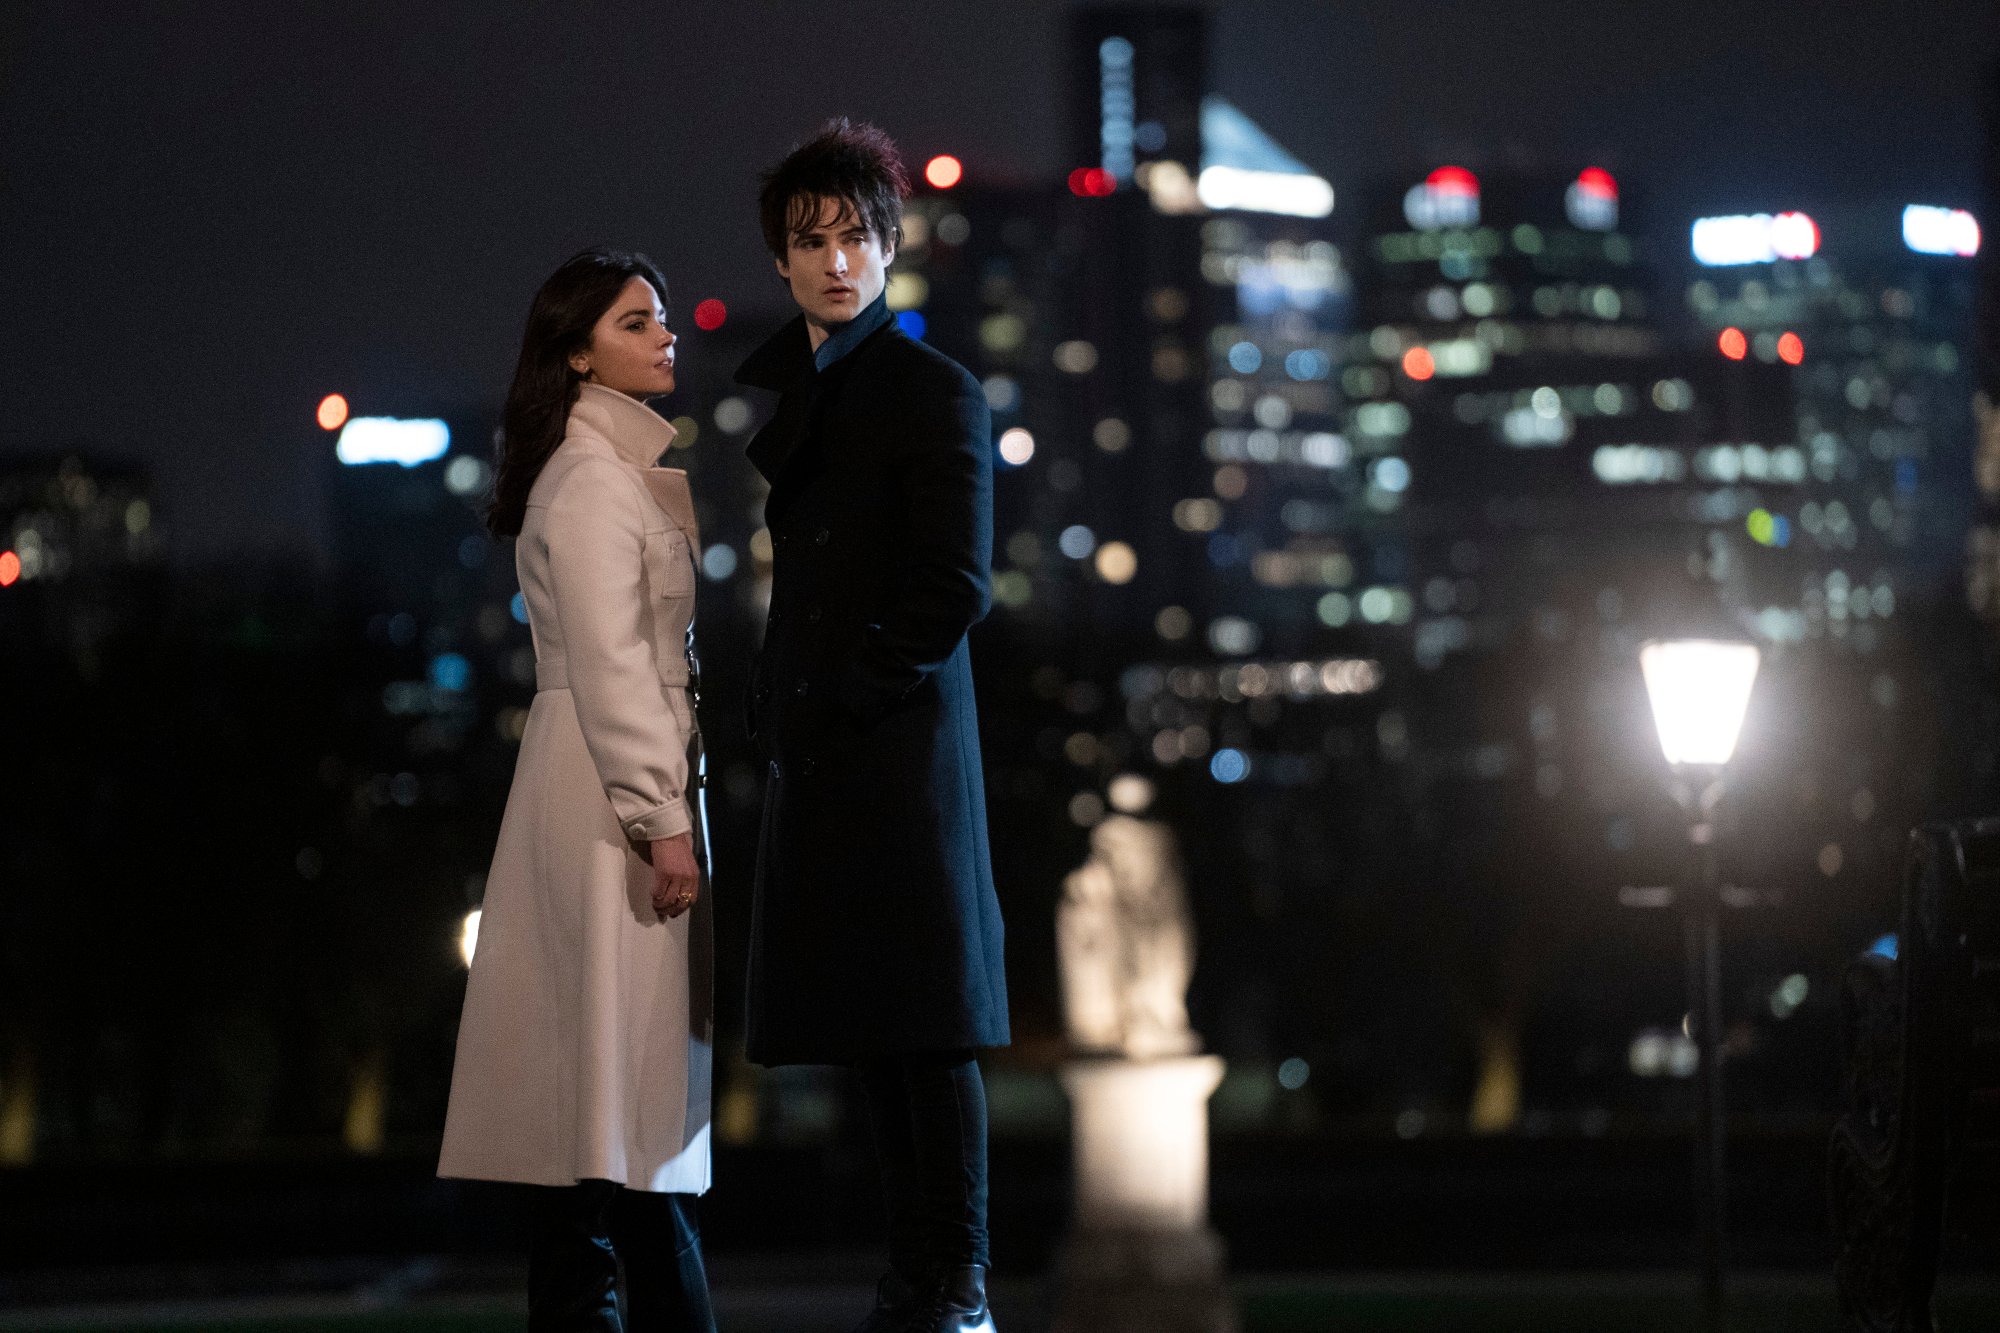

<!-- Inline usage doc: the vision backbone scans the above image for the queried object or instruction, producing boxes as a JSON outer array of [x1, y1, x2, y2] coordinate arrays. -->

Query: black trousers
[[528, 1179, 715, 1332], [855, 1050, 991, 1275]]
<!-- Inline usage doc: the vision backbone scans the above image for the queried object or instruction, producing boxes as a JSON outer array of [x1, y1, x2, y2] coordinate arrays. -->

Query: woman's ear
[[568, 351, 591, 376]]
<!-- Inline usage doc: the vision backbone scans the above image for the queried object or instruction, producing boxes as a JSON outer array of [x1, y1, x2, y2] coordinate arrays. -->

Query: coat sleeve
[[544, 458, 692, 842], [837, 372, 993, 725]]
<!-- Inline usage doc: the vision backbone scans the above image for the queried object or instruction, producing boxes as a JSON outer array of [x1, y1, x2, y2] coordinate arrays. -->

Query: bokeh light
[[693, 299, 727, 331], [1401, 347, 1436, 380], [1776, 331, 1805, 365], [924, 155, 963, 189], [1718, 327, 1748, 360], [317, 394, 349, 431]]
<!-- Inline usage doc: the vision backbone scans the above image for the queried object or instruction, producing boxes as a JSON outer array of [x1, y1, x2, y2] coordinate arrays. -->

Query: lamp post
[[1639, 639, 1760, 1330]]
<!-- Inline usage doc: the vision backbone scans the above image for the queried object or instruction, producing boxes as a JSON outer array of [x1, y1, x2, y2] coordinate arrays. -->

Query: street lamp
[[1639, 638, 1760, 1329]]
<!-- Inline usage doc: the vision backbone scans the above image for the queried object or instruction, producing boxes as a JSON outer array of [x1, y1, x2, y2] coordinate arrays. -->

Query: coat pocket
[[644, 530, 697, 599]]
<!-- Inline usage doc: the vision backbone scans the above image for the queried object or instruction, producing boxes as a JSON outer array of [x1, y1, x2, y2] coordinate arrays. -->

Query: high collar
[[735, 292, 895, 392], [567, 382, 679, 468]]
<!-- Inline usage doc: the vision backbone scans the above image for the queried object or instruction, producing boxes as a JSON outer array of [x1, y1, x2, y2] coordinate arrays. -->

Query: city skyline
[[0, 1, 1989, 562]]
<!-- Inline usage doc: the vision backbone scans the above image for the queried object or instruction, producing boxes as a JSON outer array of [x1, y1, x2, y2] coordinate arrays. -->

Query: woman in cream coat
[[441, 249, 715, 1332]]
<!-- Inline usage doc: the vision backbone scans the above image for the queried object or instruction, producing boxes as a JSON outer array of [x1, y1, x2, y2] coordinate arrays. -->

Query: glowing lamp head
[[924, 155, 963, 190], [1640, 639, 1761, 767], [317, 394, 350, 431]]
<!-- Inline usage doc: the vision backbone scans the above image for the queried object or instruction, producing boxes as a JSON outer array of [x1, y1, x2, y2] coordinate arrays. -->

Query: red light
[[1068, 167, 1116, 197], [1426, 165, 1479, 197], [317, 393, 349, 431], [1401, 346, 1436, 380], [693, 299, 727, 331], [1777, 331, 1804, 365], [0, 551, 19, 587], [1718, 327, 1748, 360], [1576, 167, 1618, 199], [924, 155, 963, 190]]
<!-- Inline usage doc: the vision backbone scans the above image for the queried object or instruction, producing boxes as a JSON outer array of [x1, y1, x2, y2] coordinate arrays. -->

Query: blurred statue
[[1059, 814, 1198, 1059]]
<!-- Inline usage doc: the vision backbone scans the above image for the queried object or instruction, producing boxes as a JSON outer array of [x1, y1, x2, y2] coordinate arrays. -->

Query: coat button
[[814, 528, 830, 545], [793, 679, 810, 696]]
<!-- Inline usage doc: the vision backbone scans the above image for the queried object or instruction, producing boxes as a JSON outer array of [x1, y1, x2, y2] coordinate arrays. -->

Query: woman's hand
[[649, 832, 700, 918]]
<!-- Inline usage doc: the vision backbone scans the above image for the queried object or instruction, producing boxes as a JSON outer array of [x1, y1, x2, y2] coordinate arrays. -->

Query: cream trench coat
[[439, 383, 711, 1195]]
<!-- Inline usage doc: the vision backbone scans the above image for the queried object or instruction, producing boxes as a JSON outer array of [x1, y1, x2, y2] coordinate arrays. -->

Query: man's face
[[775, 195, 894, 335]]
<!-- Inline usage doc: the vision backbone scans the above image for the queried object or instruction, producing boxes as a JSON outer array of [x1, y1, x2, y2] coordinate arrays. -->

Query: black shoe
[[848, 1267, 920, 1333], [902, 1265, 995, 1333]]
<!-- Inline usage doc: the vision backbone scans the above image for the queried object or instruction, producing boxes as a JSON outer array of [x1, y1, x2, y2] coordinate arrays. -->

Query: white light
[[1903, 205, 1981, 257], [443, 455, 489, 496], [1770, 211, 1819, 259], [1639, 640, 1761, 766], [998, 428, 1036, 466], [1691, 213, 1819, 266], [1107, 773, 1156, 814], [459, 909, 482, 967], [1198, 165, 1335, 219], [337, 417, 450, 467]]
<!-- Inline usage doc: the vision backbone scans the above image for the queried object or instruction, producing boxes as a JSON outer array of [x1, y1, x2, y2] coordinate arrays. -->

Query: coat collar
[[734, 292, 895, 392], [567, 382, 679, 469]]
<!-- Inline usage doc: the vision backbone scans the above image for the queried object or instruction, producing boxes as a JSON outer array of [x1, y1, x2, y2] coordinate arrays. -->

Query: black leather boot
[[903, 1265, 995, 1333], [528, 1180, 623, 1332], [848, 1265, 920, 1333]]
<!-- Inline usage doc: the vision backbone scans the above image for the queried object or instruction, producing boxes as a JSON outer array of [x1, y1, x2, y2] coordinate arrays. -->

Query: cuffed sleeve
[[838, 376, 993, 724], [544, 459, 692, 842]]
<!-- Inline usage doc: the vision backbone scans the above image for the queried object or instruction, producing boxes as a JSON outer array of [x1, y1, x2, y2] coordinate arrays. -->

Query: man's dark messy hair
[[758, 118, 910, 262]]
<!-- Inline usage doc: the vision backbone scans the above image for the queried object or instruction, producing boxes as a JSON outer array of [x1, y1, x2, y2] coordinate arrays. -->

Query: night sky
[[0, 1, 1990, 561]]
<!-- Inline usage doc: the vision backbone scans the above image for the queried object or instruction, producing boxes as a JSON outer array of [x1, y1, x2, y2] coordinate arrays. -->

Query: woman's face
[[569, 276, 676, 398]]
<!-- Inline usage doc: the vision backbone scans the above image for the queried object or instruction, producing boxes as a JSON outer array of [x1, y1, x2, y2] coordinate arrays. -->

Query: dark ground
[[5, 1132, 2000, 1331]]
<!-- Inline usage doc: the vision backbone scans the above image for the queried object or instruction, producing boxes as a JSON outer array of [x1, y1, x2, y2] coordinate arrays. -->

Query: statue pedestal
[[1051, 1055, 1236, 1333]]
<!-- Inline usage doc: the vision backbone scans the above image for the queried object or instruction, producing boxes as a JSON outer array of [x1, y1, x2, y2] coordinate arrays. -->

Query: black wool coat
[[734, 294, 1010, 1066]]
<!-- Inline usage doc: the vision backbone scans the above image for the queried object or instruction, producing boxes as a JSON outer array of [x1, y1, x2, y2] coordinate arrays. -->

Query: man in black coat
[[735, 119, 1009, 1333]]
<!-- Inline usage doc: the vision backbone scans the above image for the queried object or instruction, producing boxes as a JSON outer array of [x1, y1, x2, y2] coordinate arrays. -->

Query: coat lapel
[[737, 297, 896, 489]]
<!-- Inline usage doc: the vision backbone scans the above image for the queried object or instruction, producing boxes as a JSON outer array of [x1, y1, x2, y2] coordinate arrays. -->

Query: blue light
[[1896, 459, 1918, 494], [429, 652, 471, 692], [1285, 348, 1330, 381], [1867, 933, 1899, 962], [509, 593, 529, 624], [702, 544, 739, 579], [1058, 524, 1096, 559], [1210, 748, 1249, 783], [896, 310, 928, 340], [1227, 341, 1262, 374], [1772, 515, 1792, 547]]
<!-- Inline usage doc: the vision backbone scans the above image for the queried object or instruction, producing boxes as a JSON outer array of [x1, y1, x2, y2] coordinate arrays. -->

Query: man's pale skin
[[775, 196, 894, 352]]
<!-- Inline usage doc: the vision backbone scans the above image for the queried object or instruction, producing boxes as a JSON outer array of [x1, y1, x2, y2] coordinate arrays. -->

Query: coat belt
[[535, 657, 690, 691]]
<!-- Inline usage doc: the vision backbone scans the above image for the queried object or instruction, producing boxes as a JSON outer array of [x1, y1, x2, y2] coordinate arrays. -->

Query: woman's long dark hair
[[488, 248, 671, 537]]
